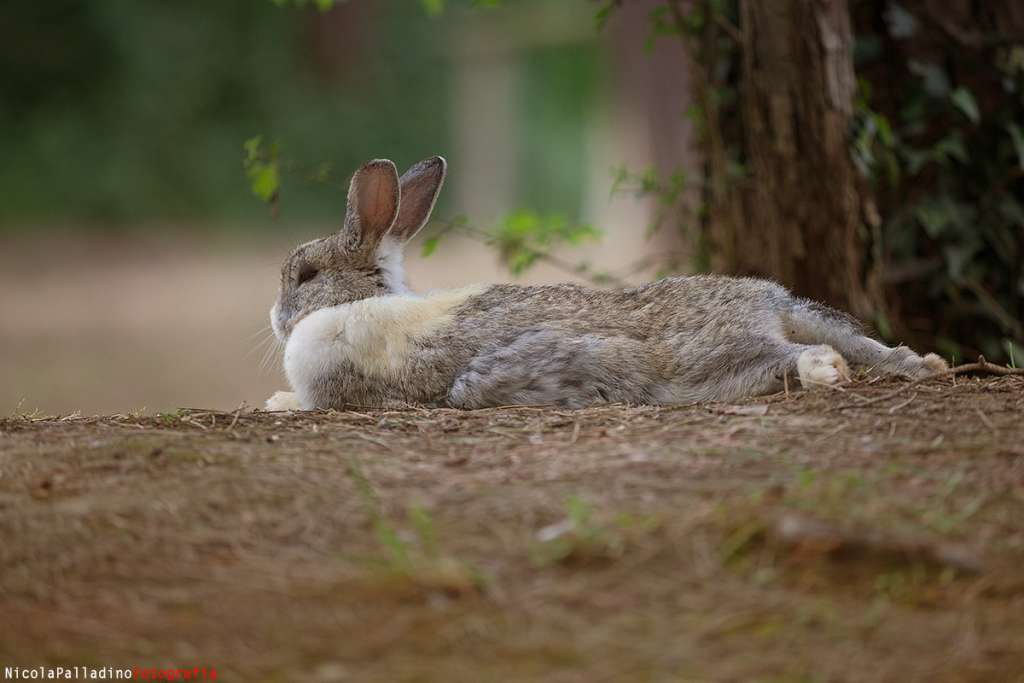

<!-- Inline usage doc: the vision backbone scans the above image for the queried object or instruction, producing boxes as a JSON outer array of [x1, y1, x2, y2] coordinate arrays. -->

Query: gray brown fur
[[269, 157, 945, 410]]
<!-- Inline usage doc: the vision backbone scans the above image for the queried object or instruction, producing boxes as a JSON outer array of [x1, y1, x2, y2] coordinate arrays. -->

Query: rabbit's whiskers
[[245, 329, 276, 360], [259, 336, 284, 373], [247, 325, 273, 341]]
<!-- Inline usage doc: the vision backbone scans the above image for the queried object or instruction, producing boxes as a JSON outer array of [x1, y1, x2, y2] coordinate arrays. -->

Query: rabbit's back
[[447, 275, 792, 347], [436, 275, 796, 407]]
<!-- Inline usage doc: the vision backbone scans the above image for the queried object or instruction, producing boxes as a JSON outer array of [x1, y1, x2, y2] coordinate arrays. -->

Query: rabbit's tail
[[781, 298, 946, 378]]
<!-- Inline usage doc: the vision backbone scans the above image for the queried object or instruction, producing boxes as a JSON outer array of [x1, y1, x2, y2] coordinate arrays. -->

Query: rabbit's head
[[270, 156, 446, 340]]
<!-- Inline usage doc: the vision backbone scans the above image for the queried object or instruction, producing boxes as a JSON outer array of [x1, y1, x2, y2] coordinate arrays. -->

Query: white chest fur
[[283, 286, 486, 396]]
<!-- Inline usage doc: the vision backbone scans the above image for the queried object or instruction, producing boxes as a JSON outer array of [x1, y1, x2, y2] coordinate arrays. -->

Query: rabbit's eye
[[296, 264, 318, 286]]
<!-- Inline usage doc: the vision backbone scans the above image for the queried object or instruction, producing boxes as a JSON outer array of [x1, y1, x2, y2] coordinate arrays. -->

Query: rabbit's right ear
[[339, 159, 400, 252], [390, 156, 447, 243]]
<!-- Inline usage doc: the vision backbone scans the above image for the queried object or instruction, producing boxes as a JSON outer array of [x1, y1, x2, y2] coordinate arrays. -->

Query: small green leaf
[[909, 60, 950, 98], [272, 0, 336, 9], [421, 0, 444, 16], [508, 250, 537, 275], [913, 200, 953, 237], [942, 243, 978, 280], [950, 87, 980, 123], [884, 3, 917, 39], [1007, 123, 1024, 171], [999, 197, 1024, 227], [243, 136, 263, 163], [684, 102, 705, 129], [249, 164, 279, 202], [420, 235, 441, 258], [242, 136, 281, 204], [932, 134, 968, 164], [875, 113, 895, 148], [594, 1, 618, 31]]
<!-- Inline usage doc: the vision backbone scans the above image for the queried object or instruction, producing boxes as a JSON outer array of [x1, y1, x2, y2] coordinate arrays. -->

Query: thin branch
[[434, 220, 629, 289], [714, 12, 743, 44], [917, 10, 1024, 49], [828, 356, 1024, 412], [962, 278, 1024, 340]]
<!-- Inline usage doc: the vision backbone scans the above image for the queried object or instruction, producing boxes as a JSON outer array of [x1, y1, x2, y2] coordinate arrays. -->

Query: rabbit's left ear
[[341, 159, 400, 251], [390, 156, 447, 242]]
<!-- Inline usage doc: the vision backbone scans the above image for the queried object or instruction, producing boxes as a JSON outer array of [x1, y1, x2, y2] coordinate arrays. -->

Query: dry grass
[[2, 375, 1023, 682]]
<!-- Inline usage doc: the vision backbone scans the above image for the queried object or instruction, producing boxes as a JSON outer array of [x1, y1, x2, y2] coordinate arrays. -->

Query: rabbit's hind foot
[[797, 345, 851, 390], [922, 353, 949, 375]]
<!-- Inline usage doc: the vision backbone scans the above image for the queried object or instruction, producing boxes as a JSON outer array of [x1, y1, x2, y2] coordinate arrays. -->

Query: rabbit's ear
[[340, 159, 400, 251], [391, 156, 447, 242]]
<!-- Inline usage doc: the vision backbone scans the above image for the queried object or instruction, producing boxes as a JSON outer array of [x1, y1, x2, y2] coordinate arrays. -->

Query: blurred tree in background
[[671, 0, 1023, 362]]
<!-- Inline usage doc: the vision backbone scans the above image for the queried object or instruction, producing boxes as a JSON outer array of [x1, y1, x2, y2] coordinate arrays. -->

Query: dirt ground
[[2, 375, 1023, 682]]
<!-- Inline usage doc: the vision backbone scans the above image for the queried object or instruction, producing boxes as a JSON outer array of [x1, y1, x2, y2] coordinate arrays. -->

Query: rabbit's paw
[[265, 391, 303, 411], [797, 346, 851, 390], [922, 353, 949, 375]]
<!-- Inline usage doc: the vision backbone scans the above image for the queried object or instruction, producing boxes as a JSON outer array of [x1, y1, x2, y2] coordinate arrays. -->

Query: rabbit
[[264, 156, 948, 411]]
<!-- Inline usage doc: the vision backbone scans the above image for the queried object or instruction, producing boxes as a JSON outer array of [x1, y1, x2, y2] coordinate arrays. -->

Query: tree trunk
[[723, 0, 871, 317]]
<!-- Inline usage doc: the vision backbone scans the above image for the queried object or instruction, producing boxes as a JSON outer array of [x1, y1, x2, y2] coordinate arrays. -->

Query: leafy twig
[[434, 219, 629, 288]]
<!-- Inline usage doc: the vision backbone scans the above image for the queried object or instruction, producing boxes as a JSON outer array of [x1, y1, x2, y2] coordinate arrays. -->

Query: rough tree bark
[[715, 0, 873, 318]]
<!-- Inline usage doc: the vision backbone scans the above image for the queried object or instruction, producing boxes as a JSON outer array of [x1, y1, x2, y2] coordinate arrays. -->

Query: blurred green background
[[0, 0, 605, 228]]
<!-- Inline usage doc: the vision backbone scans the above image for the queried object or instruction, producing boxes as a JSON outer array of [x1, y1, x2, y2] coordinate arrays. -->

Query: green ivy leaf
[[932, 133, 968, 165], [999, 197, 1024, 228], [950, 87, 980, 124], [913, 196, 971, 238], [875, 113, 895, 148], [909, 60, 950, 98], [1007, 123, 1024, 171], [942, 243, 978, 280], [885, 3, 917, 39]]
